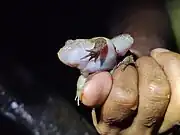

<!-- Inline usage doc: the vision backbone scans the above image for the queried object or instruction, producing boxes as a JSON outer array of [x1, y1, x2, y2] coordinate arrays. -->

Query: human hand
[[80, 48, 180, 135]]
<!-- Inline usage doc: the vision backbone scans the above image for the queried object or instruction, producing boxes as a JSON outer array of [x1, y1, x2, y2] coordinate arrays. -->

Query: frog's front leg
[[75, 75, 87, 106], [117, 55, 136, 71], [110, 55, 136, 74]]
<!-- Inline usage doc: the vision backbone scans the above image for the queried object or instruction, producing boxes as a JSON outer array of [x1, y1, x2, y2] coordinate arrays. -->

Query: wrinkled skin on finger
[[82, 64, 138, 135], [151, 48, 180, 133], [96, 65, 138, 135], [81, 57, 171, 135], [121, 56, 170, 135], [81, 72, 113, 107], [81, 48, 180, 135]]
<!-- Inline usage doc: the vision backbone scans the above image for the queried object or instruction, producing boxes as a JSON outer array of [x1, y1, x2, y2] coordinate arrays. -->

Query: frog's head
[[57, 39, 94, 70]]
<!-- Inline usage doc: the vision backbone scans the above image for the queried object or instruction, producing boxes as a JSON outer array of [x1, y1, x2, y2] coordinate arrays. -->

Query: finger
[[81, 71, 112, 107], [121, 56, 170, 135], [95, 65, 138, 135], [151, 48, 180, 133]]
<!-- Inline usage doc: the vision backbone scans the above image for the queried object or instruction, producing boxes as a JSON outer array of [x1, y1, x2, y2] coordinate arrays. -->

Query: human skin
[[60, 1, 178, 134], [80, 1, 176, 134], [58, 0, 177, 134], [79, 1, 177, 134], [151, 49, 180, 134], [81, 48, 180, 135]]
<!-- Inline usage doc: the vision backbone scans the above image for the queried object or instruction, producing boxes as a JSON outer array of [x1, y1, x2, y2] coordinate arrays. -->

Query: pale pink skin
[[57, 34, 134, 106], [81, 72, 112, 107]]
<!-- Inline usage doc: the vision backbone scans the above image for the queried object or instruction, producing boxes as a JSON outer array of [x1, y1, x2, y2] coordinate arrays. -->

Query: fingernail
[[151, 48, 170, 53], [150, 48, 170, 58]]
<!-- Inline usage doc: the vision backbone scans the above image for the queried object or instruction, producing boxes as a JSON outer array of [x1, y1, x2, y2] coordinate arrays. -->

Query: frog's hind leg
[[80, 49, 100, 62], [80, 38, 108, 65]]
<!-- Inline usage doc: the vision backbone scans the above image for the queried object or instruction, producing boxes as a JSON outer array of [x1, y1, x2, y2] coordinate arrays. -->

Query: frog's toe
[[117, 55, 136, 70], [75, 95, 80, 106]]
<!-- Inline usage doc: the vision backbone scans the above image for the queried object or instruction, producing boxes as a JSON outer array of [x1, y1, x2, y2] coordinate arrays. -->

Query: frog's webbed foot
[[110, 55, 136, 74], [81, 38, 108, 63], [81, 49, 100, 62], [75, 87, 83, 106]]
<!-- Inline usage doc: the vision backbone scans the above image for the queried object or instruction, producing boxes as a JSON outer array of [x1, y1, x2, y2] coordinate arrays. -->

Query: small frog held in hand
[[57, 34, 135, 106]]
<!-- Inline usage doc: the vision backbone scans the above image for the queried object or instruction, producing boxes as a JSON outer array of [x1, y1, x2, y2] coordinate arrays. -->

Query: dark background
[[1, 0, 167, 103], [1, 0, 119, 104]]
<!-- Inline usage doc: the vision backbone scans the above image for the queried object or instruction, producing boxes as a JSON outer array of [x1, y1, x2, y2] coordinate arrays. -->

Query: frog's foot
[[81, 49, 100, 62], [75, 88, 84, 106], [75, 75, 87, 106], [74, 95, 80, 106], [81, 38, 108, 63], [110, 55, 136, 74]]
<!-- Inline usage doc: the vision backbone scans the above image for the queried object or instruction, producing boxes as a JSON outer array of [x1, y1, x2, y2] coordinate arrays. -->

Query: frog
[[57, 34, 135, 106]]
